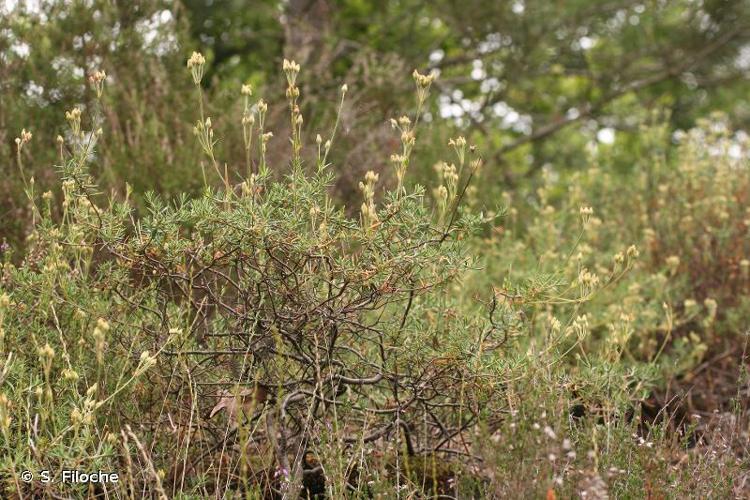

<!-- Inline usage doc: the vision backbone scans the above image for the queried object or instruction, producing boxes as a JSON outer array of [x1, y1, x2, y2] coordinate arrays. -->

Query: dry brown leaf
[[208, 385, 268, 424]]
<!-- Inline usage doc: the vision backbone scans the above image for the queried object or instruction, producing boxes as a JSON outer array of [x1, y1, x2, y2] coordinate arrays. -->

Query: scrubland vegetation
[[2, 1, 750, 498]]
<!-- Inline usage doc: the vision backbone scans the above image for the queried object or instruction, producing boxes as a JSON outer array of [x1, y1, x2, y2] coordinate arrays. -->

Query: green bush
[[0, 55, 513, 498], [2, 50, 747, 499], [477, 115, 750, 379]]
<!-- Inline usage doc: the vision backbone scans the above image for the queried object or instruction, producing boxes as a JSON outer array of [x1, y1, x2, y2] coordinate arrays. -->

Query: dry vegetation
[[1, 41, 750, 500]]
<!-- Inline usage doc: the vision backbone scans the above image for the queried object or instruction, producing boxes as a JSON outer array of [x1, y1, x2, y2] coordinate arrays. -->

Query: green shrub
[[2, 48, 747, 499], [489, 115, 749, 373], [0, 55, 513, 499]]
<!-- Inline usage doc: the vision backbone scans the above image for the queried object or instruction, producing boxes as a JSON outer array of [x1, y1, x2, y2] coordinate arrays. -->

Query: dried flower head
[[613, 252, 624, 265], [89, 70, 107, 84], [412, 69, 436, 104], [579, 206, 594, 225], [65, 108, 82, 121], [89, 70, 107, 97], [187, 51, 205, 68], [187, 51, 206, 85], [448, 136, 466, 148], [38, 343, 55, 360], [359, 171, 380, 229], [548, 316, 562, 333], [0, 393, 11, 435], [137, 350, 157, 372], [62, 368, 80, 382], [282, 58, 301, 87], [15, 128, 32, 150], [412, 69, 436, 88], [65, 108, 83, 136], [242, 114, 255, 126], [704, 298, 718, 318], [665, 255, 680, 274]]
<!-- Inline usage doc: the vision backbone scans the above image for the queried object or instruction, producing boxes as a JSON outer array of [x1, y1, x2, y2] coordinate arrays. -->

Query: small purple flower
[[274, 466, 291, 491], [274, 466, 290, 479]]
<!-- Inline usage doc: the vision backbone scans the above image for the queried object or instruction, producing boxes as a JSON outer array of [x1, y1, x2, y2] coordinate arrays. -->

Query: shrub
[[0, 55, 513, 498], [474, 113, 750, 417], [2, 48, 748, 499]]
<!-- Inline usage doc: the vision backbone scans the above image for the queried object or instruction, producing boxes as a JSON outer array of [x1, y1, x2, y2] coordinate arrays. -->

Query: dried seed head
[[38, 343, 55, 360], [282, 59, 301, 86], [412, 69, 436, 88], [187, 51, 206, 85], [401, 130, 415, 146], [665, 255, 680, 272], [186, 51, 205, 69], [62, 368, 80, 382], [704, 298, 718, 316], [139, 350, 157, 370], [88, 70, 106, 85], [242, 114, 255, 126], [0, 393, 11, 432], [65, 107, 82, 123], [96, 317, 110, 332], [282, 58, 300, 74], [548, 316, 561, 333], [448, 136, 466, 148]]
